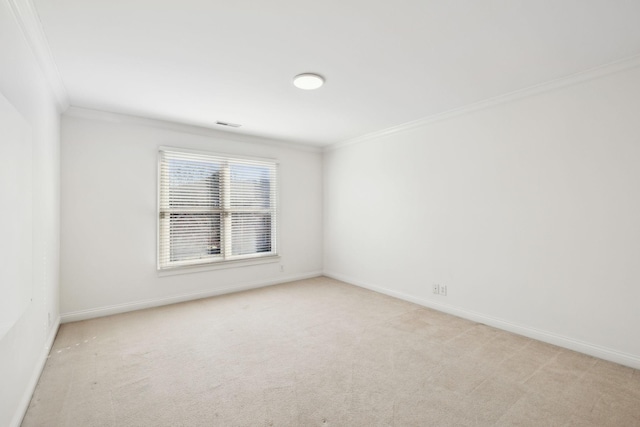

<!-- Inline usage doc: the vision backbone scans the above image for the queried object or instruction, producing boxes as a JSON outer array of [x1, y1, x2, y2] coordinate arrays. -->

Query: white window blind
[[158, 148, 277, 270]]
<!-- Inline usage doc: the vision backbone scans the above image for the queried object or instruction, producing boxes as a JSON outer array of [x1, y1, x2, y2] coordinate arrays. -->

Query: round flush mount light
[[293, 73, 325, 90]]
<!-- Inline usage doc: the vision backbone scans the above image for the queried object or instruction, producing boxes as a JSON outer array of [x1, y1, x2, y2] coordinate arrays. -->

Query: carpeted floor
[[23, 277, 640, 426]]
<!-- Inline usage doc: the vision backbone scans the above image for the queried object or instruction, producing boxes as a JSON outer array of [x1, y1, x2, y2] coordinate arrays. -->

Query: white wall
[[60, 110, 323, 319], [0, 90, 32, 338], [0, 1, 61, 426], [324, 64, 640, 368]]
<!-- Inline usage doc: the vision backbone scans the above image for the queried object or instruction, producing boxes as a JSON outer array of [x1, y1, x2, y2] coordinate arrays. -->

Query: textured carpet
[[23, 277, 640, 426]]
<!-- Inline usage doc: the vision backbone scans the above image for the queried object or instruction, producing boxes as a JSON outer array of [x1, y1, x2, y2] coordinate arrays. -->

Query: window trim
[[157, 254, 281, 277], [157, 146, 279, 273]]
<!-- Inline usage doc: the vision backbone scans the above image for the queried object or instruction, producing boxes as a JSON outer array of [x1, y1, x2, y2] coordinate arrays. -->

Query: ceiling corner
[[7, 0, 70, 111]]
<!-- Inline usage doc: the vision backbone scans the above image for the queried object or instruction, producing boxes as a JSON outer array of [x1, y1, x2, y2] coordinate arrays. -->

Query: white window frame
[[157, 146, 279, 273]]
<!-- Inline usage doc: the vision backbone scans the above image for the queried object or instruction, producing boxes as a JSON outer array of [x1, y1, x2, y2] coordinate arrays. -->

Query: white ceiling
[[33, 0, 640, 146]]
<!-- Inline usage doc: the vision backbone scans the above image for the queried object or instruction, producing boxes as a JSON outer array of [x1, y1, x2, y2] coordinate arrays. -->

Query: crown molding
[[325, 53, 640, 153], [64, 106, 324, 154], [6, 0, 69, 111]]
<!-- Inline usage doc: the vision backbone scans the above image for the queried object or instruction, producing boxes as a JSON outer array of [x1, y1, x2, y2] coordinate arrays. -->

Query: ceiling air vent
[[216, 121, 241, 128]]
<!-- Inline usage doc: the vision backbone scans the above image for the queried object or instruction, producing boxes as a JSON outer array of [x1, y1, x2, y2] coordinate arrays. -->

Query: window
[[158, 147, 277, 270]]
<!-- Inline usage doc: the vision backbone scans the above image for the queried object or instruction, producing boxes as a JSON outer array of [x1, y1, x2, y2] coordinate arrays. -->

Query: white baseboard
[[11, 316, 60, 427], [61, 271, 323, 323], [323, 271, 640, 370]]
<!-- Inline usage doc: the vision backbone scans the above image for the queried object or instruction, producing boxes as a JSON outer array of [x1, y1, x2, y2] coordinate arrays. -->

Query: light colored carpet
[[23, 277, 640, 426]]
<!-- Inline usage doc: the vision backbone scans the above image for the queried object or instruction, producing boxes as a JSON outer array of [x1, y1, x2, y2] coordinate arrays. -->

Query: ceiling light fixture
[[293, 73, 325, 90]]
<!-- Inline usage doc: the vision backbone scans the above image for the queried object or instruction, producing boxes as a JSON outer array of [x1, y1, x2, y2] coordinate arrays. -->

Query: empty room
[[2, 0, 640, 426]]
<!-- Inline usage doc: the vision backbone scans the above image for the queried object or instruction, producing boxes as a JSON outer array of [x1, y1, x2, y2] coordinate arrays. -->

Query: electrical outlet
[[432, 284, 439, 294], [440, 285, 447, 296], [280, 265, 284, 273], [47, 312, 51, 327]]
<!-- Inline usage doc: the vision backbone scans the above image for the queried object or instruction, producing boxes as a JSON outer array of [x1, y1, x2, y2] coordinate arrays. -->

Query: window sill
[[158, 255, 281, 277]]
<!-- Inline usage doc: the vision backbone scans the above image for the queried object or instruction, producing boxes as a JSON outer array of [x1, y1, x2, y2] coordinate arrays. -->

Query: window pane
[[230, 213, 272, 256], [169, 213, 221, 262], [159, 148, 277, 270], [229, 163, 272, 209], [166, 158, 221, 208]]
